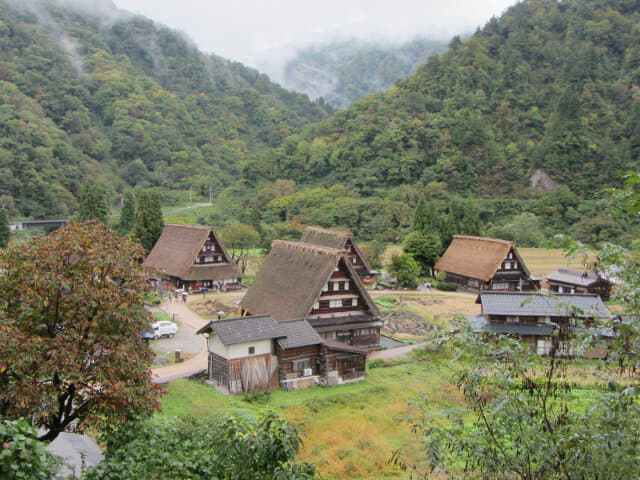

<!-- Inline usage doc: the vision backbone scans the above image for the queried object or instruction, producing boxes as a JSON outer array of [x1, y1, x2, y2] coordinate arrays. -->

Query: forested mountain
[[279, 38, 448, 109], [0, 0, 330, 218], [249, 0, 640, 200]]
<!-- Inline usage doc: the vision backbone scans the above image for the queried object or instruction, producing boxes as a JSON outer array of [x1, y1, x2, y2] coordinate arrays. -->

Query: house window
[[537, 338, 552, 356], [468, 279, 479, 288], [505, 262, 512, 270], [323, 282, 329, 292], [493, 282, 509, 290], [508, 252, 513, 259], [204, 256, 213, 262], [506, 316, 518, 323], [313, 301, 319, 310], [195, 257, 201, 263], [248, 346, 255, 355], [513, 262, 518, 269], [292, 359, 311, 372], [217, 256, 222, 261], [344, 280, 350, 290], [329, 299, 342, 308], [349, 298, 358, 307], [352, 257, 357, 264]]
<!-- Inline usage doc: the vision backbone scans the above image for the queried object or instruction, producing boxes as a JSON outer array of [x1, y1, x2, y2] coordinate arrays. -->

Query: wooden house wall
[[275, 344, 321, 377], [310, 258, 368, 316], [208, 352, 278, 394]]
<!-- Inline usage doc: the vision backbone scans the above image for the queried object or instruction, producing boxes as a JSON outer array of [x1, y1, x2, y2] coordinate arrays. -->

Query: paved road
[[150, 299, 210, 383], [46, 432, 104, 477]]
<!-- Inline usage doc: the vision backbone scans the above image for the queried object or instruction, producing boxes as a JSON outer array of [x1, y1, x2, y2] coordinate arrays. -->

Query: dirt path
[[150, 299, 209, 383], [368, 343, 426, 360]]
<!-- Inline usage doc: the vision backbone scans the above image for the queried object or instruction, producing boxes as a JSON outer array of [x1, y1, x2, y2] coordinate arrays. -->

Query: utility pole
[[189, 187, 192, 203], [209, 186, 212, 205]]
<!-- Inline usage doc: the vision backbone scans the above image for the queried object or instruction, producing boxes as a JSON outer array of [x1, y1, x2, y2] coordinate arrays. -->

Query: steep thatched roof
[[143, 223, 241, 281], [240, 240, 378, 321], [300, 226, 373, 272], [435, 235, 529, 282]]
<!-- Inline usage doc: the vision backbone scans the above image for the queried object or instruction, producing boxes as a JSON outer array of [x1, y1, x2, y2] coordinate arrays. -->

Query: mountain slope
[[0, 0, 330, 217], [255, 0, 640, 198], [280, 38, 448, 109]]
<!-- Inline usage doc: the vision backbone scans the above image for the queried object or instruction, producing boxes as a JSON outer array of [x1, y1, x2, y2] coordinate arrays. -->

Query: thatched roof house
[[240, 240, 381, 350], [143, 223, 241, 290], [300, 227, 377, 283], [435, 235, 538, 292]]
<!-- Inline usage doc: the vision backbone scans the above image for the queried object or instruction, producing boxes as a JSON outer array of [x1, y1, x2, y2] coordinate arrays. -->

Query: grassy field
[[518, 247, 595, 279], [160, 349, 459, 479]]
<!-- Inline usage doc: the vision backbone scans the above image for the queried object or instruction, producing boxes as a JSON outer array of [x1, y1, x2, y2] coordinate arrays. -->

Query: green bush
[[434, 281, 457, 291]]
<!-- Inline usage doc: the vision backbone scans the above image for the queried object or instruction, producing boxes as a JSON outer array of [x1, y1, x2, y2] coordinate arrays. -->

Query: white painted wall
[[207, 334, 273, 359]]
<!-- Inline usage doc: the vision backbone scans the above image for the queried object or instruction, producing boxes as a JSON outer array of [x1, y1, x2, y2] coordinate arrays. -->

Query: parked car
[[151, 320, 178, 339]]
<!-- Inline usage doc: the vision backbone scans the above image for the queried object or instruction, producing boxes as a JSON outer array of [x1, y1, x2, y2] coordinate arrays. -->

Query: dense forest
[[279, 38, 448, 109], [0, 0, 330, 218], [1, 0, 639, 247]]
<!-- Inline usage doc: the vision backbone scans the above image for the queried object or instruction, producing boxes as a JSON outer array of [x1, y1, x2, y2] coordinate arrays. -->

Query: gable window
[[349, 298, 358, 307], [217, 256, 222, 261], [313, 301, 319, 310], [506, 316, 518, 323], [323, 282, 329, 292], [248, 346, 255, 355], [352, 257, 357, 264], [513, 262, 518, 269], [508, 252, 513, 259], [329, 299, 342, 308], [505, 262, 512, 270], [344, 280, 350, 290], [195, 257, 201, 263]]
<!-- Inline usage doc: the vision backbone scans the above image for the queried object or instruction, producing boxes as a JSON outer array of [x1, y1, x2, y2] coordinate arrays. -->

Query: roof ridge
[[165, 223, 213, 230], [272, 240, 345, 256], [453, 234, 514, 246], [214, 314, 272, 323], [305, 226, 351, 238]]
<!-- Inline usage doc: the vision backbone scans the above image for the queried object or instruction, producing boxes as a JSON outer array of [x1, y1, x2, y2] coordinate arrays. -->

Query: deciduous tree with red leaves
[[0, 221, 162, 443]]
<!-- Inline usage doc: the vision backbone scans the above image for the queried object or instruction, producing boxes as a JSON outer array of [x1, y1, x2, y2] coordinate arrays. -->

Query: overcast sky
[[111, 0, 518, 68]]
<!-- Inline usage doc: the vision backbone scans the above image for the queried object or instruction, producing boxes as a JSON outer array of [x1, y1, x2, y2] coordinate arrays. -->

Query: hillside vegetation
[[259, 0, 640, 197], [280, 38, 448, 109], [0, 0, 330, 218]]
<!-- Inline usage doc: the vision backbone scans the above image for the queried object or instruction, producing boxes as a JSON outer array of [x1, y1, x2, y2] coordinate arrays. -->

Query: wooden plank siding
[[207, 352, 278, 394]]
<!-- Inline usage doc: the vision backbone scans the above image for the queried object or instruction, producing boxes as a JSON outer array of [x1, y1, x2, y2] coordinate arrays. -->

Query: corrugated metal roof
[[477, 292, 609, 318]]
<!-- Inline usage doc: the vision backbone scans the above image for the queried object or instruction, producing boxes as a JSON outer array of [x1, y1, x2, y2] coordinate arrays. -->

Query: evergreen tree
[[403, 231, 442, 277], [413, 195, 433, 233], [118, 191, 136, 234], [133, 191, 164, 252], [77, 184, 108, 224], [0, 208, 9, 248]]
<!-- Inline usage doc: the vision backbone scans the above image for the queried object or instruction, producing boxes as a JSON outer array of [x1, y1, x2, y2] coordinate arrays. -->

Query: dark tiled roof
[[546, 269, 600, 287], [240, 240, 379, 321], [477, 292, 609, 318], [143, 224, 241, 281], [196, 315, 284, 345], [276, 319, 323, 349], [435, 235, 530, 282]]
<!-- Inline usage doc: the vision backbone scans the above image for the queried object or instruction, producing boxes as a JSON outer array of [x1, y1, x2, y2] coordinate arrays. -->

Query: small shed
[[197, 315, 284, 394], [276, 319, 324, 391]]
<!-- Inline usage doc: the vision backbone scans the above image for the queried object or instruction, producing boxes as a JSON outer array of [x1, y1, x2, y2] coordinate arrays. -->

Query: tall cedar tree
[[0, 221, 162, 442], [77, 184, 108, 224], [118, 190, 136, 234], [413, 195, 434, 234], [133, 191, 164, 252], [0, 208, 9, 247]]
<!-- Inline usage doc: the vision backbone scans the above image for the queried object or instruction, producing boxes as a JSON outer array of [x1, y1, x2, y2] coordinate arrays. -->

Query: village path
[[150, 299, 209, 383]]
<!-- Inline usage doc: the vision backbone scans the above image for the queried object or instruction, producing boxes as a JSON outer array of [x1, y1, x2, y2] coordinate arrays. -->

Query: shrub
[[434, 281, 457, 291]]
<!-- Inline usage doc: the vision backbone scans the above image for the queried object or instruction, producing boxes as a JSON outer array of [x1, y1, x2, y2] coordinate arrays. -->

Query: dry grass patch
[[519, 247, 595, 278]]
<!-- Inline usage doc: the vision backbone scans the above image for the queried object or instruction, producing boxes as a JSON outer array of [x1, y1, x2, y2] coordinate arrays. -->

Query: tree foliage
[[403, 231, 441, 276], [133, 191, 164, 252], [389, 253, 420, 289], [0, 207, 9, 247], [0, 419, 61, 480], [117, 190, 136, 234], [220, 223, 261, 274], [0, 221, 162, 442], [77, 183, 109, 224], [84, 411, 315, 480]]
